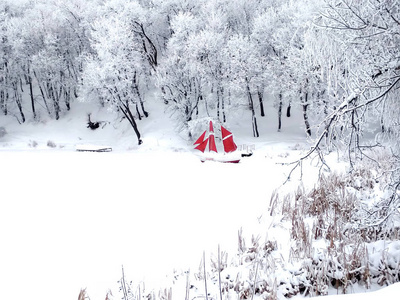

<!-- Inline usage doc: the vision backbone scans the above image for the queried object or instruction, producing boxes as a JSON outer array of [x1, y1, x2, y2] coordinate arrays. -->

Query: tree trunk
[[247, 83, 259, 137], [195, 96, 199, 116], [380, 103, 385, 133], [65, 88, 71, 111], [135, 102, 142, 121], [217, 85, 220, 121], [1, 62, 9, 115], [133, 72, 148, 117], [48, 83, 60, 120], [0, 76, 8, 115], [278, 93, 282, 132], [0, 89, 4, 115], [258, 88, 265, 117], [28, 75, 36, 120], [217, 86, 226, 123], [286, 103, 291, 118], [13, 82, 25, 123], [119, 103, 143, 145], [303, 92, 311, 137], [221, 87, 226, 123], [34, 71, 51, 116]]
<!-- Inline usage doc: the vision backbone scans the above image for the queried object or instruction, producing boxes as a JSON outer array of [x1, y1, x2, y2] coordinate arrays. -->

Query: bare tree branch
[[281, 74, 399, 184]]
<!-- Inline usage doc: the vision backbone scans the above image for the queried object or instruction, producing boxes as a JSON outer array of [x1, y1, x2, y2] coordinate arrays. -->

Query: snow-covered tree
[[251, 1, 317, 132], [80, 0, 157, 144], [0, 1, 31, 122], [156, 11, 203, 137], [221, 34, 262, 137], [252, 7, 290, 131], [296, 0, 400, 171], [157, 0, 268, 137], [323, 0, 399, 227], [0, 0, 92, 121], [285, 0, 400, 232]]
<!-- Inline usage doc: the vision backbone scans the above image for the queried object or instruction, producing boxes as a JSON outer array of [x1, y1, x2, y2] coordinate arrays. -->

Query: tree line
[[0, 0, 399, 148]]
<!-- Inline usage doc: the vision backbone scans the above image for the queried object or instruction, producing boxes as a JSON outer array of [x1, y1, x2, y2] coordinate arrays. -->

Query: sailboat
[[193, 121, 241, 163]]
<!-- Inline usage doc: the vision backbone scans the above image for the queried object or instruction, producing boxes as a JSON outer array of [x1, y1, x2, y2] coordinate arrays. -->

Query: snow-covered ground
[[309, 282, 400, 300], [0, 100, 398, 300], [0, 150, 281, 300]]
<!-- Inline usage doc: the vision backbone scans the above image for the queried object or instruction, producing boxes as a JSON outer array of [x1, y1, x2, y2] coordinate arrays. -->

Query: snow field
[[1, 100, 399, 300], [0, 148, 296, 300]]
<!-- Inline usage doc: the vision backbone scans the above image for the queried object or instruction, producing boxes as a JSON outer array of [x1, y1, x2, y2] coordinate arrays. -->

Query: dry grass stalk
[[78, 288, 89, 300], [105, 290, 112, 300]]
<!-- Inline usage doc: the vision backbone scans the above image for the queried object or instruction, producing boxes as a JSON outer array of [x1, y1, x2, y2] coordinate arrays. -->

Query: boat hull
[[196, 152, 241, 163], [200, 157, 240, 163]]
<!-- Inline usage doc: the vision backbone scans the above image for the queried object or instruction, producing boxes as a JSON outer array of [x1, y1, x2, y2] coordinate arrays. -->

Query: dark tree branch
[[342, 76, 400, 114], [281, 93, 358, 183], [281, 74, 400, 184]]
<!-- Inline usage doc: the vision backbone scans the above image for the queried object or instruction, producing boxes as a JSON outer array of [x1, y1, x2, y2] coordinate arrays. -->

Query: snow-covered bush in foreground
[[105, 153, 400, 300]]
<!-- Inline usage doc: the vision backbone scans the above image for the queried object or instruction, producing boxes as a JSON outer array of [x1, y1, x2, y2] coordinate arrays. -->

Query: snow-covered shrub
[[123, 160, 398, 300], [341, 150, 400, 241], [28, 140, 38, 148], [47, 140, 56, 148], [369, 241, 400, 286], [272, 165, 399, 295], [0, 127, 6, 138]]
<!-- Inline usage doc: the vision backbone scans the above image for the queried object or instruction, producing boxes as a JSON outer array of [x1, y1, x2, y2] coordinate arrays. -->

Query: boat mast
[[208, 121, 218, 153]]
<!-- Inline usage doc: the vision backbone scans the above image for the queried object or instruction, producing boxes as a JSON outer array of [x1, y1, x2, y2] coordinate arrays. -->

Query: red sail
[[194, 130, 206, 145], [221, 126, 237, 153], [208, 121, 217, 152], [194, 137, 209, 153]]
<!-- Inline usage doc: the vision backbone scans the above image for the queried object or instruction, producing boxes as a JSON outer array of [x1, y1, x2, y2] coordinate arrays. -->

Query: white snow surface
[[0, 100, 398, 300]]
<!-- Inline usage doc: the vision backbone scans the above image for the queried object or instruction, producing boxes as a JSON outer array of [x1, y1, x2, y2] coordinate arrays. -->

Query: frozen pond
[[0, 150, 286, 300]]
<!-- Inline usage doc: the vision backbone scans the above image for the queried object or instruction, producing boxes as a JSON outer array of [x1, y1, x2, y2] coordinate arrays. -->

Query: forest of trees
[[1, 0, 399, 283], [0, 0, 399, 152]]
